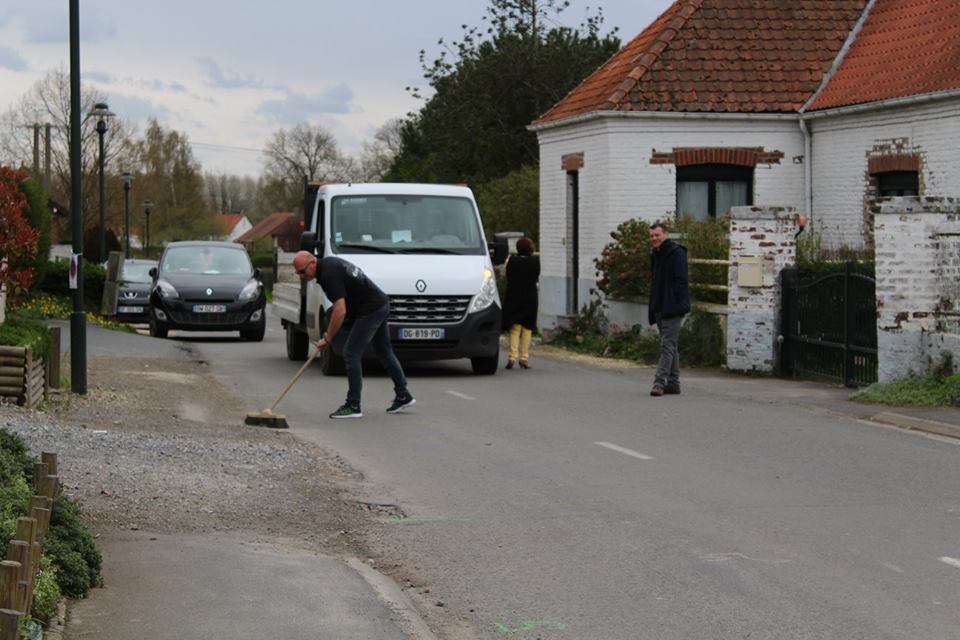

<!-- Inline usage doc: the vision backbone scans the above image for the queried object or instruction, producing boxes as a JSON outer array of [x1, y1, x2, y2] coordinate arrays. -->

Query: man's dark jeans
[[655, 314, 683, 387], [342, 302, 408, 408]]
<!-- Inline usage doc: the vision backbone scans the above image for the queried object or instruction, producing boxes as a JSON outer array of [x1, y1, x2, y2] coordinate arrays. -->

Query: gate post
[[726, 206, 799, 374]]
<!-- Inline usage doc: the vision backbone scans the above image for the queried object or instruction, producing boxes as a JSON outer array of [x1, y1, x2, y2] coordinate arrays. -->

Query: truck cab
[[272, 183, 501, 375]]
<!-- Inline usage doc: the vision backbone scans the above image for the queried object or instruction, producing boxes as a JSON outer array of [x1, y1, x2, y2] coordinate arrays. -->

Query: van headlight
[[156, 279, 179, 300], [469, 268, 500, 314], [238, 279, 260, 302]]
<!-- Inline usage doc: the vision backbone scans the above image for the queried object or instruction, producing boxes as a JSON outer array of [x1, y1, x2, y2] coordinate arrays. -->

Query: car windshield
[[120, 261, 155, 283], [160, 246, 252, 276], [330, 195, 486, 255]]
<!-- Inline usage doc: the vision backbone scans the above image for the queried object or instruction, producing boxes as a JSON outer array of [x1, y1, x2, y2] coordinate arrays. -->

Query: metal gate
[[780, 261, 878, 387]]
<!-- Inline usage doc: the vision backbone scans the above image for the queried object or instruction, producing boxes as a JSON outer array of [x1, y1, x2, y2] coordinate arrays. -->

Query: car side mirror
[[149, 267, 158, 279], [300, 232, 322, 254], [253, 267, 262, 280]]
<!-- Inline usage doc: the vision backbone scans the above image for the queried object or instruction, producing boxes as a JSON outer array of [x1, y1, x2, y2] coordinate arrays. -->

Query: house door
[[780, 261, 878, 387], [565, 171, 579, 316]]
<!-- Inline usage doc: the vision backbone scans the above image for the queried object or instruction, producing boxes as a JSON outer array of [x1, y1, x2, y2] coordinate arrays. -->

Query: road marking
[[881, 562, 905, 574], [940, 557, 960, 570], [594, 441, 654, 460], [445, 390, 476, 401]]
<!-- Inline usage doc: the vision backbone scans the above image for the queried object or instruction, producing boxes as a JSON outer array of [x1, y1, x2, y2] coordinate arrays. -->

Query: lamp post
[[69, 0, 86, 394], [121, 172, 133, 258], [89, 102, 114, 264], [143, 200, 154, 258]]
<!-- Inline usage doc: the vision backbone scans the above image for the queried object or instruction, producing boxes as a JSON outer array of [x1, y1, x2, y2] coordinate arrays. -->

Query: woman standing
[[501, 237, 540, 369]]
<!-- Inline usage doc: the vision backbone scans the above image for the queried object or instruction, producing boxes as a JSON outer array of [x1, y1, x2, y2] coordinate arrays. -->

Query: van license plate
[[192, 304, 226, 313], [399, 328, 445, 340]]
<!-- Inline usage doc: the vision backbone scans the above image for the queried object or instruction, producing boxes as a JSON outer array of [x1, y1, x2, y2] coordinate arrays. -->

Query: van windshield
[[330, 195, 486, 255]]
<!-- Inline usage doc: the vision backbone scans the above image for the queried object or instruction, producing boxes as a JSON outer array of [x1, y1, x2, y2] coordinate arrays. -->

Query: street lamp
[[121, 172, 133, 258], [89, 102, 114, 264], [143, 200, 154, 257]]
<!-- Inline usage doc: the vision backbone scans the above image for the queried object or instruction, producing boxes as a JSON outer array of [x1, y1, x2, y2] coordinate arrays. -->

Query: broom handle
[[265, 348, 322, 413]]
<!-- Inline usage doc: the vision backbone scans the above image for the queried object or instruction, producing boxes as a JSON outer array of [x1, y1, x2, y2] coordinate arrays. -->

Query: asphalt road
[[80, 312, 960, 639]]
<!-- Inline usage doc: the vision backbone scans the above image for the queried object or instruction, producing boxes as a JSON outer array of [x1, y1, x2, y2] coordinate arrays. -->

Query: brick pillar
[[875, 197, 960, 382], [726, 206, 798, 373]]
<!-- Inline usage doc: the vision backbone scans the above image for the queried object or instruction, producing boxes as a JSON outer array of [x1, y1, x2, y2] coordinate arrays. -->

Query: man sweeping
[[292, 251, 415, 419]]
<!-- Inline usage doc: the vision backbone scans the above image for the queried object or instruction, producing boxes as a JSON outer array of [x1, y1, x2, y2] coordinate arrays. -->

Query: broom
[[245, 347, 322, 428]]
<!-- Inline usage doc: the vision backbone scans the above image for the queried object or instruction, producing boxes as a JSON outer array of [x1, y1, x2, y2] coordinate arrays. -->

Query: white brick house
[[531, 0, 960, 329]]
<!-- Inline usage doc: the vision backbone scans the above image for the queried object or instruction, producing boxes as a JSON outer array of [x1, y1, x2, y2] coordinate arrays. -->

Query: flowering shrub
[[594, 218, 652, 300], [0, 167, 40, 298]]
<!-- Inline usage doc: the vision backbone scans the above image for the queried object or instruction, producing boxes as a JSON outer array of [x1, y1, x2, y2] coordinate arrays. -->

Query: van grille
[[389, 295, 471, 324]]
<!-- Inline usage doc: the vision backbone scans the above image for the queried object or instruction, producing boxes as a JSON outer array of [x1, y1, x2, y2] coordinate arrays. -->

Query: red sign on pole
[[69, 254, 78, 290]]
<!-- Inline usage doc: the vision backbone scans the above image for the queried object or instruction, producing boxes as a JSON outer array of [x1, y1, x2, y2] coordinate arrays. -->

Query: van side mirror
[[300, 232, 322, 254]]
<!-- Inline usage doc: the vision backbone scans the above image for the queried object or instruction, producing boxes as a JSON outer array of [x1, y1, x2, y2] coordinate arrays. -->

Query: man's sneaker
[[330, 403, 362, 419], [664, 383, 681, 395], [650, 384, 665, 397], [386, 395, 416, 414]]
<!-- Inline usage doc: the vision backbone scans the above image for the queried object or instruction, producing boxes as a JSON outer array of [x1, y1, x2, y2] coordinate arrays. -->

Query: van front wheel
[[471, 354, 499, 375]]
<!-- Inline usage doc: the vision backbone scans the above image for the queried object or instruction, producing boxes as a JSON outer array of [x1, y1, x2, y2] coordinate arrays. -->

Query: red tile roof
[[235, 212, 296, 243], [536, 0, 871, 123], [807, 0, 960, 111], [219, 213, 244, 233]]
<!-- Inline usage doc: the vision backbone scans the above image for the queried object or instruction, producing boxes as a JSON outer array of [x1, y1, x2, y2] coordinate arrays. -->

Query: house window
[[676, 164, 753, 220], [876, 171, 919, 197]]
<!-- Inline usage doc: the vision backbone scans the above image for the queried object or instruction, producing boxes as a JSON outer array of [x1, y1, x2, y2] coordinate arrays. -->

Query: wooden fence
[[0, 347, 46, 410], [0, 452, 59, 639]]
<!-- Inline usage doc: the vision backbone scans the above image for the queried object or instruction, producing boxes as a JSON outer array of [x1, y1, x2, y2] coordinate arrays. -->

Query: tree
[[18, 177, 51, 279], [0, 167, 41, 297], [204, 172, 268, 219], [473, 164, 539, 241], [0, 69, 136, 237], [355, 119, 403, 182], [385, 0, 620, 184], [128, 120, 218, 243], [262, 123, 350, 211]]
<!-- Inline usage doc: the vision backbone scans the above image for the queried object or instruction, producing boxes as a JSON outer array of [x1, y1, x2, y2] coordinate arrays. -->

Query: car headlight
[[156, 279, 179, 300], [238, 279, 260, 303], [469, 267, 500, 314]]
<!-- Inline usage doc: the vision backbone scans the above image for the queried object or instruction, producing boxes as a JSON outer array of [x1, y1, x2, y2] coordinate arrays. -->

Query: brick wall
[[536, 116, 803, 328], [725, 206, 798, 373], [808, 98, 960, 249], [875, 197, 960, 382]]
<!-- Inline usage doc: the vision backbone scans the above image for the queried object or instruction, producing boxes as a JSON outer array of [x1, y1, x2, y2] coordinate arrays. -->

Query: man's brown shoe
[[664, 384, 681, 395], [650, 384, 665, 397]]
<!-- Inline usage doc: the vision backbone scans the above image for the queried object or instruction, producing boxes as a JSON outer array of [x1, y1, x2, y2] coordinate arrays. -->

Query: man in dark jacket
[[647, 222, 690, 396]]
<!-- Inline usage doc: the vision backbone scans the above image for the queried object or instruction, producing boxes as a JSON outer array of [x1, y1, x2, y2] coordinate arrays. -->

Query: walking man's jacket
[[648, 239, 691, 325]]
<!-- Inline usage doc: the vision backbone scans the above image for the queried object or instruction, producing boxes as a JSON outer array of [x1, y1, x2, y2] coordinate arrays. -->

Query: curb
[[870, 412, 960, 441], [346, 558, 440, 640]]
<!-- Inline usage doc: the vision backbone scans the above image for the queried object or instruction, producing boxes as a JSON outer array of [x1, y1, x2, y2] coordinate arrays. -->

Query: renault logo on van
[[415, 280, 427, 293], [206, 288, 213, 296]]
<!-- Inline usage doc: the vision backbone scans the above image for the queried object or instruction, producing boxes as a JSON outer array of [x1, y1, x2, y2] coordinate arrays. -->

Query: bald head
[[293, 251, 317, 280]]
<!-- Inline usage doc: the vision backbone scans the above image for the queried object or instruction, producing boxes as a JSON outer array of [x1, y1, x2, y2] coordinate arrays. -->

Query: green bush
[[474, 165, 540, 243], [796, 225, 874, 277], [35, 259, 105, 310], [679, 309, 725, 367], [19, 178, 51, 283], [31, 556, 59, 623], [594, 218, 652, 301], [248, 249, 274, 270], [46, 494, 102, 597], [0, 314, 52, 361]]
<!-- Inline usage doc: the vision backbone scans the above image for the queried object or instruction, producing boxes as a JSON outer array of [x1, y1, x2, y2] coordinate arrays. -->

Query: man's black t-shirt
[[317, 257, 388, 320]]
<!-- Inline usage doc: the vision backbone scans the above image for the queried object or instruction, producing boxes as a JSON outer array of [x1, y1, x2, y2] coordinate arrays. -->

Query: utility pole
[[32, 124, 40, 178], [43, 124, 52, 194], [69, 0, 86, 394]]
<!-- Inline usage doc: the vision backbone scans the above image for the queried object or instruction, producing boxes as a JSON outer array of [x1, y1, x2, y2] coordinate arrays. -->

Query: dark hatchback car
[[115, 259, 157, 323], [148, 241, 266, 341]]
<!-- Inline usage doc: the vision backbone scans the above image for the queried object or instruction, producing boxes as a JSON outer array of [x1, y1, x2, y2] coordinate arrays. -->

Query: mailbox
[[737, 255, 763, 287]]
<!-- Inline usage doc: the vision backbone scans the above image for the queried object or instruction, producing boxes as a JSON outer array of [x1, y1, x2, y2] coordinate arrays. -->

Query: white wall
[[808, 97, 960, 249], [536, 115, 804, 327]]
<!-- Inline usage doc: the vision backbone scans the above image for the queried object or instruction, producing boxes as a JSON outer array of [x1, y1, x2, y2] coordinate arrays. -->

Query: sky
[[0, 0, 674, 177]]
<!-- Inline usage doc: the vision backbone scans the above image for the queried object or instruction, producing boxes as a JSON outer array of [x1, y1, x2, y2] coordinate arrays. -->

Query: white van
[[272, 183, 501, 375]]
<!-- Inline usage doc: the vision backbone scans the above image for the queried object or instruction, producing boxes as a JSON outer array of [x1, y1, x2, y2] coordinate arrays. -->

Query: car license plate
[[117, 306, 142, 314], [192, 304, 226, 313], [399, 327, 445, 340]]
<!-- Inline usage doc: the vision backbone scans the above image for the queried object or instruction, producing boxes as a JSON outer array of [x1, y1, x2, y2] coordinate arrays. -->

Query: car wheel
[[471, 353, 499, 375], [241, 309, 267, 342], [319, 346, 345, 376], [149, 312, 168, 339], [285, 323, 309, 361]]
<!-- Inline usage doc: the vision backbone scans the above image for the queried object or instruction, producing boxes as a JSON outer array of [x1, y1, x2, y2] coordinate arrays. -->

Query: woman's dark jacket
[[501, 254, 540, 330], [648, 239, 691, 325]]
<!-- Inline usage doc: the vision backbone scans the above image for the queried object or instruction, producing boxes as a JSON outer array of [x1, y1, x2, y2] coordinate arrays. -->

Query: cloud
[[256, 85, 355, 123], [85, 70, 114, 84], [0, 46, 28, 72], [105, 93, 168, 122], [196, 57, 264, 89], [23, 8, 116, 44]]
